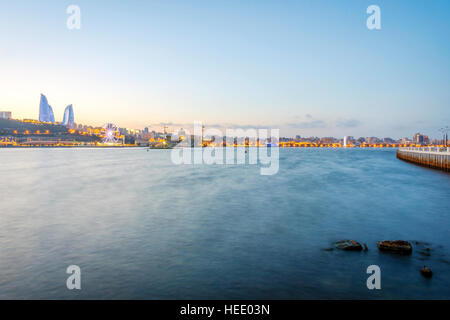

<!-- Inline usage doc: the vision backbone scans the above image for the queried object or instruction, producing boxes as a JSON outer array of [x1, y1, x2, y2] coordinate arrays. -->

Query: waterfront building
[[413, 132, 425, 144], [343, 136, 354, 147], [401, 137, 413, 145], [366, 137, 381, 144], [321, 137, 335, 144], [0, 111, 12, 119], [412, 133, 429, 145]]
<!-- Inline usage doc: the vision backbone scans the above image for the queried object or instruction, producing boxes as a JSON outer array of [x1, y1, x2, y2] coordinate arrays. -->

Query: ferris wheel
[[102, 123, 120, 143]]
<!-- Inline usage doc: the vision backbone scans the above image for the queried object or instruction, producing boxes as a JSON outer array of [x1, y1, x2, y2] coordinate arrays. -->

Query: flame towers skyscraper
[[62, 104, 74, 127], [39, 94, 55, 123]]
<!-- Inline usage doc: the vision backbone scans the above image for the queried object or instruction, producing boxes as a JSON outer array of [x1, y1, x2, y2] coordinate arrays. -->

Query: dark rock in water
[[335, 240, 362, 251], [377, 240, 412, 255], [414, 240, 430, 246], [363, 243, 368, 251], [420, 266, 433, 278], [418, 251, 430, 257], [322, 247, 334, 252]]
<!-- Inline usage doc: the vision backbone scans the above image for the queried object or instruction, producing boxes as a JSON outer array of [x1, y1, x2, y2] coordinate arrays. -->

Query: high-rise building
[[49, 105, 55, 123], [0, 111, 12, 119], [39, 94, 55, 123], [62, 104, 75, 127], [413, 132, 425, 144], [343, 136, 353, 147], [343, 136, 349, 147]]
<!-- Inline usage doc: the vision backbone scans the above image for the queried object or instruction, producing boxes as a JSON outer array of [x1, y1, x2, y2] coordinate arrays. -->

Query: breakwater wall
[[397, 147, 450, 172]]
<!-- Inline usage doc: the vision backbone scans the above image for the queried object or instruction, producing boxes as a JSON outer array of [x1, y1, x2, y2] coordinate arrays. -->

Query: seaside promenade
[[397, 147, 450, 172]]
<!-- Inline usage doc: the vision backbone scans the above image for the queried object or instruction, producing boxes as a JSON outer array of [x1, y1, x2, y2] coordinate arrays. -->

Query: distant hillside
[[0, 118, 101, 143], [0, 118, 67, 133]]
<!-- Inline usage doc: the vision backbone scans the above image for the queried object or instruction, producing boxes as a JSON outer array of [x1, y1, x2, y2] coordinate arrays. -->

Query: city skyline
[[0, 1, 449, 139], [1, 92, 445, 141]]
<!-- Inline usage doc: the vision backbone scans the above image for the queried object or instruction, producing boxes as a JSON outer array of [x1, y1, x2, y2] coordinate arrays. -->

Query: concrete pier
[[397, 147, 450, 172]]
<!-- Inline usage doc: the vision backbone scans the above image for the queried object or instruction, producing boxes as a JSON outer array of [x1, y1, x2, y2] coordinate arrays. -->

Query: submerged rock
[[418, 257, 426, 261], [420, 266, 433, 278], [363, 243, 369, 251], [377, 240, 412, 255], [418, 251, 431, 257], [335, 240, 362, 251]]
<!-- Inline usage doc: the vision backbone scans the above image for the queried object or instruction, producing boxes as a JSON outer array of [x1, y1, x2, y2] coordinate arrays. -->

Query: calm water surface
[[0, 148, 449, 299]]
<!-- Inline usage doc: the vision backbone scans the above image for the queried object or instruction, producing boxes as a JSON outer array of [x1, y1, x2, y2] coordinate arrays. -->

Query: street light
[[438, 126, 449, 146]]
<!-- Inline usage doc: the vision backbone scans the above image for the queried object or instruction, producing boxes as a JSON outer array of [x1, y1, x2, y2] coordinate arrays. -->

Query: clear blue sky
[[0, 0, 449, 138]]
